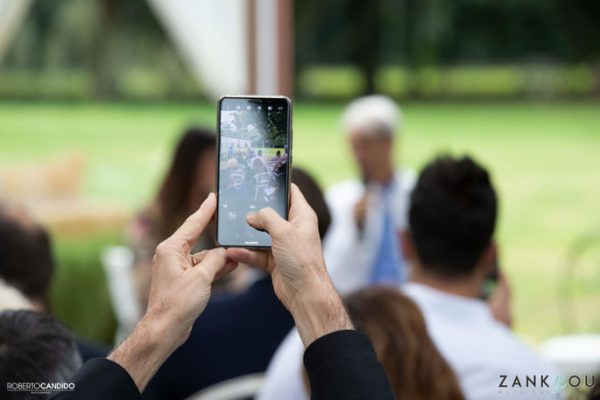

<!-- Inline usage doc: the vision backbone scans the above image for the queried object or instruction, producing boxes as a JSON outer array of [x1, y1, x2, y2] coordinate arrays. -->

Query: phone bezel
[[215, 95, 293, 249]]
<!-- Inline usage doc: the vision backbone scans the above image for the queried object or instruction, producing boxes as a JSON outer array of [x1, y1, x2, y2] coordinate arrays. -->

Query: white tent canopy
[[0, 0, 31, 62], [0, 0, 292, 98]]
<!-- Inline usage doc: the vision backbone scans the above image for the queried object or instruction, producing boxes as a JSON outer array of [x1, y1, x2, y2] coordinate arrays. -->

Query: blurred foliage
[[50, 231, 119, 345], [0, 0, 599, 99]]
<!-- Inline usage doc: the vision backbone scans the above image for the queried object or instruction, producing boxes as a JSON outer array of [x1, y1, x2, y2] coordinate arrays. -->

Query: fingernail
[[246, 212, 256, 221]]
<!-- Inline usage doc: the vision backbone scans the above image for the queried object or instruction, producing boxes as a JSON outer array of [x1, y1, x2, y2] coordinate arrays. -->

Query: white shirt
[[258, 284, 560, 400], [324, 169, 415, 293], [403, 283, 560, 400]]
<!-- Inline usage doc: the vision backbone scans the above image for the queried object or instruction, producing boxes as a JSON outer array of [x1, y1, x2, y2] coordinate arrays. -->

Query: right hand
[[226, 184, 332, 312], [226, 184, 352, 346], [353, 191, 369, 232]]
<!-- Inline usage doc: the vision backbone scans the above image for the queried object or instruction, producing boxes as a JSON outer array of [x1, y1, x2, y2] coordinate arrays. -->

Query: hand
[[488, 272, 512, 327], [109, 193, 237, 391], [146, 192, 237, 346], [353, 191, 369, 232], [226, 184, 353, 346]]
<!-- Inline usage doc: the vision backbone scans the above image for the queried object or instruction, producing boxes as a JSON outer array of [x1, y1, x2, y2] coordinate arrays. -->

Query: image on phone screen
[[216, 96, 291, 248]]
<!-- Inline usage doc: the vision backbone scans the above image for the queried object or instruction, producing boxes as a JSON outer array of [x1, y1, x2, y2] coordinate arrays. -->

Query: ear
[[400, 229, 416, 262]]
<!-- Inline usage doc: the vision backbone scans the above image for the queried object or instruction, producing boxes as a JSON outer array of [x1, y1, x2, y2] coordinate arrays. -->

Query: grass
[[0, 100, 599, 345]]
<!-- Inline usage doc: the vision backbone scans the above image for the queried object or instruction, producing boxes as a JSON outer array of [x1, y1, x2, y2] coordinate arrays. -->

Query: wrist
[[289, 276, 354, 347], [108, 309, 182, 391]]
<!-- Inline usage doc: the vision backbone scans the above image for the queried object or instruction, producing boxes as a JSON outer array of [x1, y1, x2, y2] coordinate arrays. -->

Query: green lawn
[[1, 100, 599, 344]]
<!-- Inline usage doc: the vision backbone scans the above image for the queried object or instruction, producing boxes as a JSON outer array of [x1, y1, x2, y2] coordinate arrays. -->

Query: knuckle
[[155, 242, 170, 257]]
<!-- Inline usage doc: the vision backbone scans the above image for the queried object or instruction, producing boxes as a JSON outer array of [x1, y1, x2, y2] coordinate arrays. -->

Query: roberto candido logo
[[6, 382, 76, 395]]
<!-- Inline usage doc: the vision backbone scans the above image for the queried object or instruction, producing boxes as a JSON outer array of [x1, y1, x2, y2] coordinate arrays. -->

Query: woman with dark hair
[[301, 286, 465, 400], [126, 127, 216, 312], [344, 287, 465, 400]]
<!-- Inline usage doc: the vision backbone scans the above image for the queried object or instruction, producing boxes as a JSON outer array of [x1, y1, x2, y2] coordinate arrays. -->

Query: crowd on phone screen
[[219, 145, 288, 207], [0, 95, 598, 400]]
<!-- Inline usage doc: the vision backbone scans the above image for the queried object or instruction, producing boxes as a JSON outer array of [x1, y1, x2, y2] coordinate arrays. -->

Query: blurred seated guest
[[248, 149, 268, 170], [257, 155, 556, 400], [0, 204, 54, 311], [143, 168, 331, 400], [324, 95, 415, 293], [0, 205, 109, 361], [303, 287, 465, 400], [402, 155, 557, 400], [0, 310, 82, 399], [125, 127, 216, 313], [251, 156, 268, 176]]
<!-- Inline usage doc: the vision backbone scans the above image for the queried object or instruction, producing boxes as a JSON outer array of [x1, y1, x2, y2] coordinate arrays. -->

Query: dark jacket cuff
[[304, 329, 377, 376]]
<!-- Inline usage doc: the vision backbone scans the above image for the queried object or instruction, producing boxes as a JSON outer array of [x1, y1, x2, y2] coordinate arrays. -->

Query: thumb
[[246, 208, 287, 237]]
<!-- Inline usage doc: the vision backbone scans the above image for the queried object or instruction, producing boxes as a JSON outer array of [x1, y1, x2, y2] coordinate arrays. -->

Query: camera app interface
[[218, 98, 290, 247]]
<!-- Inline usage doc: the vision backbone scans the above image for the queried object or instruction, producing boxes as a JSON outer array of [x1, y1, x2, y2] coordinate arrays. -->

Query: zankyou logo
[[498, 374, 596, 395], [6, 381, 76, 394]]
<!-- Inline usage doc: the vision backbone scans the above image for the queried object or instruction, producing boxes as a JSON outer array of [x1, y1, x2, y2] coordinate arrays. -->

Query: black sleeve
[[51, 358, 141, 400], [304, 330, 396, 400]]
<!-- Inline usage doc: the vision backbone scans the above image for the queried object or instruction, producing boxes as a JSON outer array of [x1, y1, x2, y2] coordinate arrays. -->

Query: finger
[[215, 260, 239, 280], [168, 193, 216, 252], [246, 207, 287, 237], [225, 248, 271, 272], [289, 184, 315, 220], [195, 248, 228, 280]]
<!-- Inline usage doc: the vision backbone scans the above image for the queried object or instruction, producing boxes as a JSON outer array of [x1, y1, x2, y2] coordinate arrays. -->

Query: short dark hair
[[0, 310, 81, 399], [0, 213, 54, 307], [408, 155, 497, 277]]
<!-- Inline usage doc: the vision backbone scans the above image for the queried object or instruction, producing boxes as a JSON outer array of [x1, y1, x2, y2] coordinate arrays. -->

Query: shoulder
[[394, 168, 417, 192], [326, 180, 363, 204]]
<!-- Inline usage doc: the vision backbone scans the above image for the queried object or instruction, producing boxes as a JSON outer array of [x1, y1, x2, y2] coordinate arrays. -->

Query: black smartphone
[[216, 95, 292, 248]]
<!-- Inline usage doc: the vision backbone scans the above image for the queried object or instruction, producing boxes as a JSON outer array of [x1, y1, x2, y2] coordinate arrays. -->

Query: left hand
[[146, 193, 237, 346]]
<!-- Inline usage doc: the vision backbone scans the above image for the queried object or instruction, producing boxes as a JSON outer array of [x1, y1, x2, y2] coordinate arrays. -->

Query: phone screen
[[216, 96, 292, 248]]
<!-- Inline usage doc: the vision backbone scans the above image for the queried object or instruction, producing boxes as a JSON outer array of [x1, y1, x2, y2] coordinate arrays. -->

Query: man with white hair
[[257, 96, 415, 400], [324, 95, 415, 292]]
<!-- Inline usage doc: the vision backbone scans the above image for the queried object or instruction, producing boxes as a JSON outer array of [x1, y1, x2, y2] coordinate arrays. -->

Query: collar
[[402, 282, 493, 322]]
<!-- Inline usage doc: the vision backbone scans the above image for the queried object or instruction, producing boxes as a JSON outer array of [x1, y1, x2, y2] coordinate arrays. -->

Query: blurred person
[[0, 204, 54, 311], [303, 286, 465, 400], [257, 154, 555, 400], [248, 149, 268, 170], [324, 95, 415, 292], [144, 168, 331, 400], [0, 310, 82, 400], [125, 127, 216, 312], [257, 95, 415, 400], [402, 155, 557, 399], [344, 287, 464, 400], [0, 205, 109, 361], [54, 187, 395, 400]]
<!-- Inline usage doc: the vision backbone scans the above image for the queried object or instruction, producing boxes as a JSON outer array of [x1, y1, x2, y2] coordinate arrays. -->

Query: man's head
[[0, 206, 54, 310], [404, 155, 497, 282], [0, 310, 81, 399], [343, 95, 400, 184]]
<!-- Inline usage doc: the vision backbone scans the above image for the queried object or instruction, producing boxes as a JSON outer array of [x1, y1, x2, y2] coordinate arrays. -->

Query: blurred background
[[0, 0, 598, 347]]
